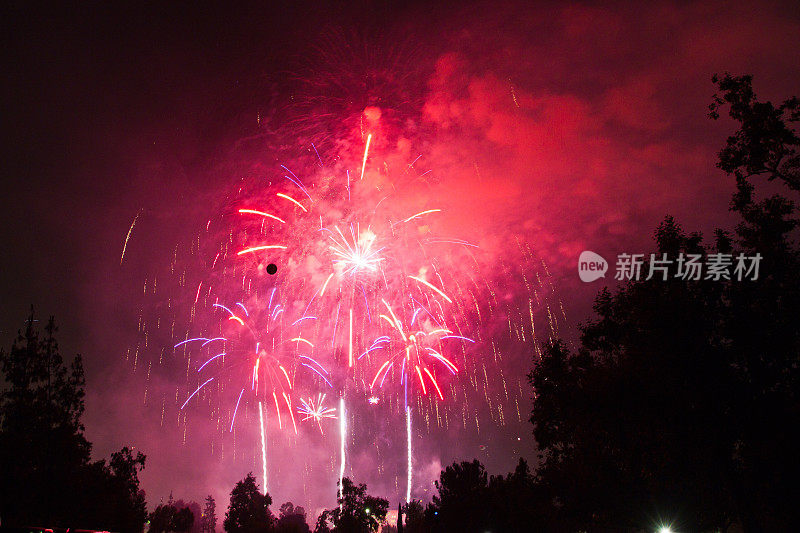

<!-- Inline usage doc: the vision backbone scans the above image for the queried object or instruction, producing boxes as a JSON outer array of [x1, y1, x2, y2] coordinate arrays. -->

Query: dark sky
[[2, 0, 799, 518]]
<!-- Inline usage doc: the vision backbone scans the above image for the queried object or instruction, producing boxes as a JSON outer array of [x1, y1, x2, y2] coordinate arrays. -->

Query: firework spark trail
[[259, 401, 267, 494], [180, 377, 214, 410], [348, 309, 353, 367], [359, 133, 372, 181], [120, 208, 142, 265], [276, 192, 307, 212], [238, 208, 286, 224], [237, 245, 287, 255], [339, 397, 346, 507], [406, 405, 412, 503], [230, 388, 244, 432]]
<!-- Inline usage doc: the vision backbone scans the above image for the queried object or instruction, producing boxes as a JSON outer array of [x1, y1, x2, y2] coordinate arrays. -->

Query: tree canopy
[[314, 478, 388, 533], [275, 502, 311, 533], [149, 498, 197, 533], [0, 311, 148, 532], [202, 495, 218, 533], [224, 473, 274, 533]]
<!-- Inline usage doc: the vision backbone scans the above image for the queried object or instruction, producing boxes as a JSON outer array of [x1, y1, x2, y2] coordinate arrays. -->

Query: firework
[[297, 393, 337, 434], [136, 111, 561, 508], [177, 295, 315, 436]]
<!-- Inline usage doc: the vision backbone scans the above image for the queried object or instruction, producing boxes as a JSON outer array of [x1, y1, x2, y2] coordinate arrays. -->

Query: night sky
[[2, 0, 799, 517]]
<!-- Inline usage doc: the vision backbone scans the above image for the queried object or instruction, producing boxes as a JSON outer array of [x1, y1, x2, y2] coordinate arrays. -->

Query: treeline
[[146, 474, 384, 533]]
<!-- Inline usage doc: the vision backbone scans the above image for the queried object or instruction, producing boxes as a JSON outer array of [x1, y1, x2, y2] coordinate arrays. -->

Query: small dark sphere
[[266, 263, 278, 275]]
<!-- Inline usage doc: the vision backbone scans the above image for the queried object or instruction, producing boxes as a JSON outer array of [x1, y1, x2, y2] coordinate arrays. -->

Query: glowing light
[[273, 390, 282, 429], [290, 337, 314, 348], [423, 367, 444, 400], [180, 377, 214, 410], [409, 275, 453, 303], [406, 406, 412, 503], [360, 133, 372, 181], [278, 365, 293, 389], [283, 392, 298, 434], [301, 363, 333, 388], [370, 360, 392, 388], [229, 388, 244, 432], [319, 273, 334, 296], [238, 209, 286, 224], [276, 193, 307, 212], [120, 208, 142, 265], [198, 352, 225, 372], [329, 225, 384, 275], [415, 365, 427, 395], [259, 401, 267, 494], [382, 300, 407, 341], [298, 394, 337, 434], [348, 308, 353, 367], [402, 209, 440, 224], [174, 337, 209, 348], [237, 245, 287, 255], [339, 397, 346, 506]]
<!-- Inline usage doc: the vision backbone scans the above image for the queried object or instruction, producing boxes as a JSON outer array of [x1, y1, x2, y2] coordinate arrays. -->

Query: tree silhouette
[[175, 506, 196, 533], [487, 458, 556, 531], [313, 511, 332, 533], [0, 311, 147, 531], [275, 502, 310, 533], [428, 460, 488, 532], [315, 478, 388, 532], [529, 75, 800, 531], [173, 499, 203, 533], [202, 495, 218, 533], [400, 500, 423, 533], [149, 498, 196, 533], [224, 472, 274, 533], [0, 312, 90, 524], [709, 73, 800, 531], [149, 503, 178, 533]]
